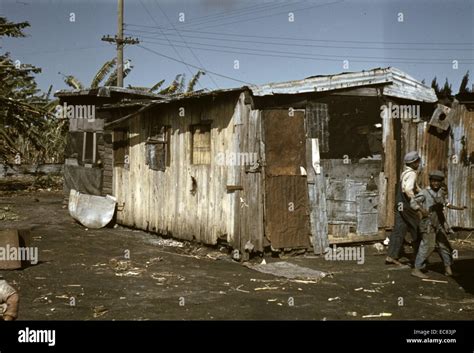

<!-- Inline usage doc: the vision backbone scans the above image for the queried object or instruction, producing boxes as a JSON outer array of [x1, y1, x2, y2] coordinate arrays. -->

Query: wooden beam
[[328, 230, 386, 244]]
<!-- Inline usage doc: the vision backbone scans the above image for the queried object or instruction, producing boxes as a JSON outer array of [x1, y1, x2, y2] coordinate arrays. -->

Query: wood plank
[[328, 230, 386, 244]]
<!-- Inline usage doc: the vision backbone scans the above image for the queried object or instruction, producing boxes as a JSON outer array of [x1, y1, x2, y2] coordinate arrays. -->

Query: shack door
[[263, 110, 311, 249]]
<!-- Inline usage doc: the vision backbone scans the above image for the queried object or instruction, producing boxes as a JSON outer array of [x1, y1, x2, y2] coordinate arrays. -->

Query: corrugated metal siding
[[250, 67, 437, 103]]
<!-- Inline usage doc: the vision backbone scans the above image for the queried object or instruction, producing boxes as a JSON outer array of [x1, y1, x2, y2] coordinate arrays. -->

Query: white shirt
[[400, 165, 421, 210]]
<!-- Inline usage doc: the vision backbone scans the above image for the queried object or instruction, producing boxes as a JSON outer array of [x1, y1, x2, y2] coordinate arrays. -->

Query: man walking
[[386, 151, 425, 266]]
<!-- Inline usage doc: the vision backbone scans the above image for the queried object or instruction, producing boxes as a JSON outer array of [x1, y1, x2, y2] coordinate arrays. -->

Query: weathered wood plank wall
[[113, 93, 265, 250], [382, 110, 397, 229], [447, 103, 473, 229]]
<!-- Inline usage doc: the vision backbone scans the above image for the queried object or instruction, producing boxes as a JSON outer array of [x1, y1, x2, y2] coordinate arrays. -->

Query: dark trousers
[[387, 211, 419, 259]]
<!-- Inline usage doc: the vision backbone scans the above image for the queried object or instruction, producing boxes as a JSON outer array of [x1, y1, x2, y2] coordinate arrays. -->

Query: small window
[[146, 126, 170, 171], [191, 124, 211, 165]]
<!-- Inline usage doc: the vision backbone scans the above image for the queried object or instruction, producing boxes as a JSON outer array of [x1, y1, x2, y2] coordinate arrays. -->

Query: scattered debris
[[0, 206, 19, 221], [362, 313, 392, 318], [354, 287, 363, 291], [110, 258, 146, 277], [250, 278, 280, 283], [372, 243, 384, 252], [290, 279, 318, 284], [55, 294, 69, 299], [244, 261, 326, 282], [145, 257, 163, 267], [254, 285, 279, 291], [115, 271, 143, 277], [148, 238, 184, 248], [422, 279, 449, 284], [418, 295, 441, 300], [233, 284, 249, 293], [93, 306, 108, 318], [328, 296, 340, 302], [346, 311, 358, 317]]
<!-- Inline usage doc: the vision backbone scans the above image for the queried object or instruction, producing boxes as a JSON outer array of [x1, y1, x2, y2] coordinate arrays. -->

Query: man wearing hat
[[386, 151, 425, 266], [411, 170, 467, 278]]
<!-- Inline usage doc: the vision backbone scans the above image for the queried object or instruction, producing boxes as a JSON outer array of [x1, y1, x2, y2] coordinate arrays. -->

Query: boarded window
[[305, 102, 330, 153], [191, 124, 211, 165], [146, 126, 170, 171], [113, 129, 129, 167]]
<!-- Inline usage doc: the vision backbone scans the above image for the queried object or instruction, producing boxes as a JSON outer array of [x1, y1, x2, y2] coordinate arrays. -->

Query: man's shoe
[[445, 266, 455, 277], [385, 256, 403, 266], [411, 268, 429, 279]]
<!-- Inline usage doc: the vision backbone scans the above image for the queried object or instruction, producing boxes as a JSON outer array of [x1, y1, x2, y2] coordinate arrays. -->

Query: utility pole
[[102, 0, 139, 87]]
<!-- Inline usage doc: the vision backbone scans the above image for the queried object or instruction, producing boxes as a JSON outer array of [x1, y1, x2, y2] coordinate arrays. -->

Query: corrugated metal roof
[[54, 86, 168, 100], [249, 67, 437, 103]]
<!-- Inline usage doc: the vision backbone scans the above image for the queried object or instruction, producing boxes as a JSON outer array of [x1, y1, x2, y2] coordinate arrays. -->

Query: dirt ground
[[1, 184, 473, 320]]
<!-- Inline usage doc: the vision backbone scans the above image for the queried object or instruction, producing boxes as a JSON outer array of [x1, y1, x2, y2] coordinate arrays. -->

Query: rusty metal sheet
[[429, 104, 452, 131], [264, 176, 311, 249], [263, 110, 306, 176], [68, 189, 117, 228]]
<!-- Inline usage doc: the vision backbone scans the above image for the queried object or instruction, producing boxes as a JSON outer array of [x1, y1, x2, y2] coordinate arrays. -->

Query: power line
[[127, 1, 344, 32], [125, 30, 474, 52], [126, 24, 474, 47], [138, 40, 474, 65], [162, 2, 290, 29], [138, 0, 204, 90], [136, 37, 474, 63], [125, 1, 302, 32], [168, 1, 305, 30], [137, 44, 253, 85], [152, 0, 219, 89], [171, 1, 342, 31]]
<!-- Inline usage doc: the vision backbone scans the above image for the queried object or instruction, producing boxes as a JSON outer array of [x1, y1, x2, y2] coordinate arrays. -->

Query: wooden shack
[[97, 67, 444, 257], [55, 87, 165, 197]]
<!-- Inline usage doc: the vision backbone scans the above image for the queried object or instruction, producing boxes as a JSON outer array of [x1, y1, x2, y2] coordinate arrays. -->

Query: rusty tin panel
[[264, 176, 311, 249], [263, 110, 306, 176]]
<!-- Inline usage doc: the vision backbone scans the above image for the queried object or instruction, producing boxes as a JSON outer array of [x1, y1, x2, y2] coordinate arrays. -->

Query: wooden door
[[263, 110, 311, 249]]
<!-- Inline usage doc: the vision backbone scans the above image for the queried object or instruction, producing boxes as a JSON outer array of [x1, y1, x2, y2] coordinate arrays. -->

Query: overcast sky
[[1, 0, 473, 93]]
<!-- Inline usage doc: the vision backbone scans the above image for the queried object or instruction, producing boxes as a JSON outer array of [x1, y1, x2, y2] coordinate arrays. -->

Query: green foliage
[[431, 77, 440, 94], [458, 71, 470, 94], [0, 16, 64, 164], [91, 58, 116, 88]]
